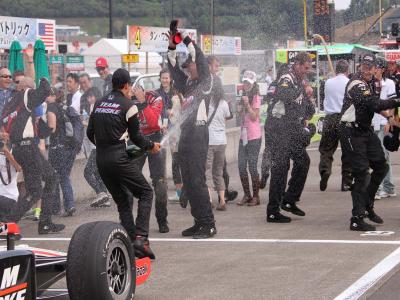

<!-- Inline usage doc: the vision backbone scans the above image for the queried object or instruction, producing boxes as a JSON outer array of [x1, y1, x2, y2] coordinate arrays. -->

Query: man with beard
[[167, 30, 224, 238], [266, 53, 314, 223]]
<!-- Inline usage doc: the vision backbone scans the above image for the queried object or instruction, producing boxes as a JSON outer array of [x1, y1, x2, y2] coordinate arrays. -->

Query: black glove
[[302, 123, 316, 147], [383, 126, 400, 152]]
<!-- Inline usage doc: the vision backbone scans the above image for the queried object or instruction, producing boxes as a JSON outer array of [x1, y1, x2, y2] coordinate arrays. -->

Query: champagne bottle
[[126, 142, 146, 159]]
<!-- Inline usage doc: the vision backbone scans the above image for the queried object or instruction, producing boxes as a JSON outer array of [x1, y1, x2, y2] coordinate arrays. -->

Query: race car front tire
[[66, 221, 136, 300]]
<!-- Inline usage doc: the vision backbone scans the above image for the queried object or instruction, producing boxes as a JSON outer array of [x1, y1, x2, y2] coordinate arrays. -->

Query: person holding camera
[[166, 22, 224, 238], [236, 71, 262, 207], [87, 68, 161, 259]]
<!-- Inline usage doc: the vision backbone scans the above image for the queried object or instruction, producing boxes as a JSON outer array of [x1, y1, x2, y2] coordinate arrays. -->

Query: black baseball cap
[[112, 68, 132, 88], [375, 57, 387, 69], [182, 55, 194, 69], [361, 54, 376, 66]]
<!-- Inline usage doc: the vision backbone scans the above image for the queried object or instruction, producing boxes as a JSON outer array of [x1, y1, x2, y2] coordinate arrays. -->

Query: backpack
[[61, 105, 84, 149]]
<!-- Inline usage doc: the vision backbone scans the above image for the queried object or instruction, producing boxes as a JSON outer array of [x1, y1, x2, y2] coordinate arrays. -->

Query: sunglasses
[[0, 75, 12, 79], [96, 67, 105, 72], [14, 80, 20, 84]]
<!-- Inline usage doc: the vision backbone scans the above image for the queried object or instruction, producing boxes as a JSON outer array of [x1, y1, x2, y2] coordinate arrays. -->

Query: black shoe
[[182, 223, 201, 237], [320, 173, 329, 191], [133, 236, 155, 260], [350, 216, 376, 231], [260, 173, 269, 189], [281, 202, 305, 217], [225, 189, 238, 202], [193, 224, 217, 239], [179, 191, 188, 208], [38, 222, 65, 234], [158, 222, 170, 233], [366, 209, 384, 224], [266, 212, 291, 223]]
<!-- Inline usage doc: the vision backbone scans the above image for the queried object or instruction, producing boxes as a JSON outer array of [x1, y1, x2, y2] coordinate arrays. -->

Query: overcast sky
[[335, 0, 351, 10]]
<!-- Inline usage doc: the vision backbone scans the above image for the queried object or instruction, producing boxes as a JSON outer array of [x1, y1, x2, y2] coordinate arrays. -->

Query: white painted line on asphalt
[[22, 237, 400, 245], [307, 147, 341, 152], [334, 246, 400, 300]]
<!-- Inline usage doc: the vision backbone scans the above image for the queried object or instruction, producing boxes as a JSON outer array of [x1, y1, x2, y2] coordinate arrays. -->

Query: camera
[[170, 20, 182, 45]]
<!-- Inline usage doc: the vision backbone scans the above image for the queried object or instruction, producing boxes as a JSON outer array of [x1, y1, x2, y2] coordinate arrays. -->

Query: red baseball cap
[[95, 57, 108, 68]]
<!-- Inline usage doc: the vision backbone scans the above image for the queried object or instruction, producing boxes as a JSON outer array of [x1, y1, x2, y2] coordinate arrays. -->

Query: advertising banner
[[200, 35, 241, 55], [127, 25, 197, 53], [0, 16, 56, 50]]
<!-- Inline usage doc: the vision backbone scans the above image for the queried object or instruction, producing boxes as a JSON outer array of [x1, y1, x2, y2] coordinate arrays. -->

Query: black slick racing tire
[[66, 221, 136, 300]]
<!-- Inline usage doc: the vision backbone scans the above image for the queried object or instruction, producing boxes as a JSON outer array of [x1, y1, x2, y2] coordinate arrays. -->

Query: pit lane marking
[[21, 237, 400, 245], [335, 246, 400, 300]]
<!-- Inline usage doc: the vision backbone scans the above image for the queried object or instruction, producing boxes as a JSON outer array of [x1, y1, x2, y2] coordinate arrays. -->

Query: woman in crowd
[[46, 88, 77, 217], [372, 58, 397, 200], [156, 68, 183, 203], [206, 92, 231, 211], [237, 71, 262, 207]]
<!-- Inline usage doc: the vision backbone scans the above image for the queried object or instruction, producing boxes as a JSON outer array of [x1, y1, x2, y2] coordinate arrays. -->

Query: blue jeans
[[49, 145, 77, 211], [375, 127, 395, 194]]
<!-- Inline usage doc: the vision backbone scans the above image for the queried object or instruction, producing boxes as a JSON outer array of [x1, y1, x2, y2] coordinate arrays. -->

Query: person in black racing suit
[[265, 54, 315, 223], [167, 30, 224, 239], [87, 68, 161, 259], [339, 55, 400, 231]]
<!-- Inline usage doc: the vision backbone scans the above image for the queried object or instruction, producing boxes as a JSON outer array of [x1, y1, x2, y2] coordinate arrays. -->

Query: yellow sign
[[122, 54, 139, 63], [201, 35, 212, 55], [276, 50, 288, 63], [135, 27, 141, 49]]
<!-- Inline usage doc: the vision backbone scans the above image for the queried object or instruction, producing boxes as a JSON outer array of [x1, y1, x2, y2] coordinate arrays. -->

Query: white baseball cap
[[242, 70, 257, 84]]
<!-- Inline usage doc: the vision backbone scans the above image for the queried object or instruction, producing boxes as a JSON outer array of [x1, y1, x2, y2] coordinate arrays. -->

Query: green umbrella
[[8, 40, 24, 75], [33, 40, 50, 86]]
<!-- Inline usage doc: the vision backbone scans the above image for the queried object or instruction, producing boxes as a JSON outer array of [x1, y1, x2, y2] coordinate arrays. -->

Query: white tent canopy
[[82, 38, 163, 74]]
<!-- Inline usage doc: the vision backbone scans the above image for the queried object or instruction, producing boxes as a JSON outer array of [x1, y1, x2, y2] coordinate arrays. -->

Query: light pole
[[108, 0, 113, 38], [211, 0, 214, 54], [304, 0, 307, 46], [379, 0, 383, 37]]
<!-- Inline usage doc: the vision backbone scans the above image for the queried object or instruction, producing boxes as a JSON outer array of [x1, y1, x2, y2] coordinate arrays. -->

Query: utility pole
[[171, 0, 174, 19], [162, 0, 167, 26], [380, 0, 383, 37], [211, 0, 214, 54], [108, 0, 113, 38], [303, 0, 307, 46]]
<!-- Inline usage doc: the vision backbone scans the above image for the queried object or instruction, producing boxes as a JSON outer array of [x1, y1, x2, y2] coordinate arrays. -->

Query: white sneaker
[[377, 191, 396, 199], [98, 200, 111, 207], [168, 192, 180, 203], [374, 194, 382, 200], [382, 191, 397, 198], [90, 192, 109, 207]]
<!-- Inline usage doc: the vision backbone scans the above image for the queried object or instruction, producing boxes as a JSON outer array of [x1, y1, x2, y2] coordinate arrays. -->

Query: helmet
[[95, 57, 108, 68]]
